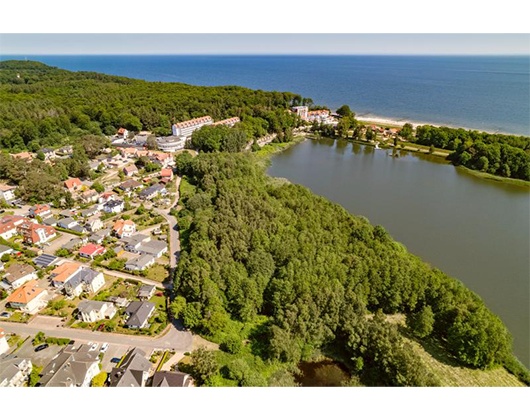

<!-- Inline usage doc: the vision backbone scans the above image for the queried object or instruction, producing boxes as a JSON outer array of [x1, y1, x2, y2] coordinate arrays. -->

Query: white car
[[89, 343, 99, 352], [100, 343, 109, 353]]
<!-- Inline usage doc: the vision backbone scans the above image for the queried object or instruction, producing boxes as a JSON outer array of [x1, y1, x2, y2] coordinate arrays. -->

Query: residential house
[[38, 344, 100, 387], [118, 179, 143, 193], [123, 164, 139, 177], [49, 261, 82, 288], [148, 151, 173, 168], [57, 217, 78, 230], [63, 268, 105, 297], [109, 348, 151, 387], [124, 301, 155, 329], [10, 151, 33, 162], [41, 217, 59, 227], [122, 234, 151, 253], [2, 263, 37, 290], [62, 237, 84, 252], [6, 280, 47, 313], [69, 224, 87, 235], [88, 228, 110, 244], [85, 217, 103, 233], [137, 239, 168, 258], [118, 147, 138, 158], [18, 220, 57, 245], [137, 284, 156, 301], [112, 219, 136, 239], [59, 209, 76, 218], [28, 204, 52, 219], [0, 356, 33, 387], [117, 127, 129, 139], [98, 191, 119, 205], [80, 189, 99, 204], [159, 168, 173, 182], [39, 148, 56, 160], [55, 145, 73, 157], [125, 254, 155, 272], [0, 184, 17, 203], [0, 220, 17, 241], [106, 296, 129, 307], [103, 200, 124, 214], [64, 178, 83, 193], [78, 243, 106, 260], [33, 253, 59, 269], [76, 300, 116, 323], [150, 371, 193, 387], [138, 184, 166, 200], [0, 328, 8, 356], [0, 245, 13, 259], [80, 206, 99, 219]]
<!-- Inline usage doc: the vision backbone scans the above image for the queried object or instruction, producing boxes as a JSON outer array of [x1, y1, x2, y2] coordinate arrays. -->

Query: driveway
[[45, 231, 77, 254]]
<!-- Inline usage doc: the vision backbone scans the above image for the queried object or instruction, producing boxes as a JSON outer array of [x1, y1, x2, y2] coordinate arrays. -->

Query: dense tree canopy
[[173, 152, 519, 386], [0, 60, 303, 151]]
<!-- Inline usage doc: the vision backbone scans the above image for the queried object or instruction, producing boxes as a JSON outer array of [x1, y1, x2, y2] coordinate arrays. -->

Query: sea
[[1, 54, 529, 136]]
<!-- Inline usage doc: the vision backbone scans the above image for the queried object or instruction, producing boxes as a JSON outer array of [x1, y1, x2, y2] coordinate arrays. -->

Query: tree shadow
[[247, 321, 272, 360]]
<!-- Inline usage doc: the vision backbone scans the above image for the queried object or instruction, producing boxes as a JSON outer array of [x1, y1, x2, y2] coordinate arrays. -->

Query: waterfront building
[[171, 116, 213, 138]]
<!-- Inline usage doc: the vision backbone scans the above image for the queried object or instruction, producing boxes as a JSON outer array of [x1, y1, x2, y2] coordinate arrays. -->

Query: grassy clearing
[[144, 264, 170, 282], [388, 314, 525, 386], [455, 165, 530, 188]]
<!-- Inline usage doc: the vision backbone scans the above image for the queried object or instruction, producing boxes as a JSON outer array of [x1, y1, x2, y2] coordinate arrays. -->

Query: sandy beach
[[355, 113, 520, 136]]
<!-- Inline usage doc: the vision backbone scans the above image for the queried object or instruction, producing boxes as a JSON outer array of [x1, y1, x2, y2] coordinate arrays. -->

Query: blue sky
[[1, 34, 529, 55]]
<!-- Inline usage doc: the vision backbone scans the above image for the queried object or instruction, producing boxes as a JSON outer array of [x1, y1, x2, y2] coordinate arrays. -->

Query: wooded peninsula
[[0, 60, 528, 386]]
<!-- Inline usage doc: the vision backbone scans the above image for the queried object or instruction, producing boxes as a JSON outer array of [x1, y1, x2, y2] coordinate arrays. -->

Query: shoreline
[[355, 113, 527, 137]]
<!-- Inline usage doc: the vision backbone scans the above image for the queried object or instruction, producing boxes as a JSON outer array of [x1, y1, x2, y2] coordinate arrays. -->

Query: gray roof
[[125, 254, 154, 271], [69, 224, 87, 234], [0, 244, 13, 254], [33, 253, 58, 268], [151, 371, 192, 387], [62, 238, 82, 250], [38, 344, 99, 387], [58, 217, 76, 226], [109, 348, 151, 387], [77, 299, 112, 313], [138, 239, 167, 256], [139, 184, 165, 198], [80, 207, 99, 218], [4, 263, 36, 284], [0, 356, 32, 385], [138, 284, 156, 298], [42, 217, 59, 226], [119, 179, 143, 191], [66, 267, 101, 290], [124, 301, 155, 328]]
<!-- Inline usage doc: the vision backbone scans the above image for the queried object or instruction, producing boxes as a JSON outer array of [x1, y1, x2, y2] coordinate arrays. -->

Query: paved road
[[0, 316, 193, 352], [154, 176, 181, 272]]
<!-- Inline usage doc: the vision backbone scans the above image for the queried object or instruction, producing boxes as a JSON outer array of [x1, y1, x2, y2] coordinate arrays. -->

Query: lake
[[268, 138, 530, 368]]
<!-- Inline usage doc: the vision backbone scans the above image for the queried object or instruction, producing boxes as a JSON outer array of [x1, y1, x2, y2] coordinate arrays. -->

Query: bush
[[91, 371, 108, 387], [221, 335, 242, 354]]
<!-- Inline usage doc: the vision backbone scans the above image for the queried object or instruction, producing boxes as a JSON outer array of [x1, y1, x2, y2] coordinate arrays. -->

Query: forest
[[0, 60, 302, 151], [173, 152, 529, 386], [412, 125, 530, 181]]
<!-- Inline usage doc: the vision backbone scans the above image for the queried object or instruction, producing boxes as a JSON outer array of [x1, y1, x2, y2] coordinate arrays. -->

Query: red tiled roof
[[172, 116, 213, 129], [78, 243, 105, 257]]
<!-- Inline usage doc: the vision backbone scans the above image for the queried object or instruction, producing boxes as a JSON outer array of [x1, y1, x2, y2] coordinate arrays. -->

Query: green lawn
[[145, 264, 170, 282]]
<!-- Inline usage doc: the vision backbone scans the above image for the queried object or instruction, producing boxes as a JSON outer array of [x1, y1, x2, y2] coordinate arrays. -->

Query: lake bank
[[268, 137, 530, 368]]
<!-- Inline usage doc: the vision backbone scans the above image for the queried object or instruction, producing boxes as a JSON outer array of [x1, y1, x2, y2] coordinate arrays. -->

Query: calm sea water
[[269, 138, 530, 368], [1, 55, 529, 135]]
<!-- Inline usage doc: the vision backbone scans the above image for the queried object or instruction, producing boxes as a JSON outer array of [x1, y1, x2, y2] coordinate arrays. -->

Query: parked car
[[35, 344, 49, 352], [110, 357, 121, 364], [0, 312, 12, 318], [100, 343, 109, 353], [89, 343, 98, 352]]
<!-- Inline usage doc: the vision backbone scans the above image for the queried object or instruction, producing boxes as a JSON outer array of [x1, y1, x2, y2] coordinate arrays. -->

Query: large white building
[[171, 116, 213, 138], [156, 136, 187, 152], [292, 106, 309, 120]]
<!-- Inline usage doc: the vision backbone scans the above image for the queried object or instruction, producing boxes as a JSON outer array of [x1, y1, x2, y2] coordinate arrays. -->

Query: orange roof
[[112, 219, 135, 236], [212, 117, 240, 126], [64, 178, 82, 190], [173, 116, 213, 129], [78, 243, 105, 256], [160, 168, 172, 177], [117, 127, 127, 134], [6, 280, 45, 304], [0, 327, 5, 339], [50, 261, 82, 284]]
